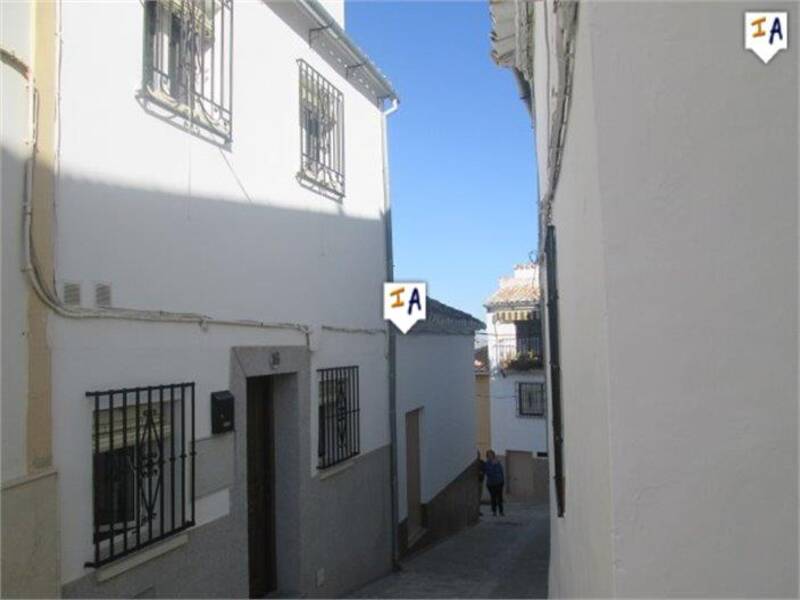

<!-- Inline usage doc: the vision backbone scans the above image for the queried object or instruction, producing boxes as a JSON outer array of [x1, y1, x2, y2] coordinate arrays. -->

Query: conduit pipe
[[5, 41, 386, 346], [380, 97, 401, 568]]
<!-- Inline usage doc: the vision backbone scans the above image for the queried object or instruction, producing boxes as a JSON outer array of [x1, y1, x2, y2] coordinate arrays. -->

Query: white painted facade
[[498, 0, 798, 596], [395, 332, 477, 522], [3, 0, 397, 592], [484, 264, 546, 457]]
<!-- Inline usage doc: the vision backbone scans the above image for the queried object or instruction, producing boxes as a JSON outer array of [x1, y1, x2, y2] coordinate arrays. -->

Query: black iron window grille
[[518, 382, 546, 417], [297, 60, 345, 197], [143, 0, 233, 143], [317, 366, 359, 469], [86, 383, 196, 568], [545, 225, 565, 517]]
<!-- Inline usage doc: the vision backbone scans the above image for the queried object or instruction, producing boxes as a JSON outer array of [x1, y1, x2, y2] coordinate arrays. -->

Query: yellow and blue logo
[[383, 282, 427, 334], [745, 12, 788, 64]]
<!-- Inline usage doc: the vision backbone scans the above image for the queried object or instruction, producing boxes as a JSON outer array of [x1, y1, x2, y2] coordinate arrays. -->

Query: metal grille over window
[[297, 60, 345, 197], [85, 383, 196, 568], [545, 225, 565, 517], [317, 367, 359, 469], [142, 0, 233, 143], [518, 382, 545, 417]]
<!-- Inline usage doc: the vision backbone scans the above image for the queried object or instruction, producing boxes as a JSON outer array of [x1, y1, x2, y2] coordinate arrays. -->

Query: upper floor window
[[86, 383, 196, 568], [297, 60, 345, 197], [143, 0, 233, 143], [518, 382, 545, 417], [317, 366, 359, 469]]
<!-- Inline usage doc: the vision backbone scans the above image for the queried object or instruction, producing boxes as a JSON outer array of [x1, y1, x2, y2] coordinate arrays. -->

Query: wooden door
[[405, 409, 423, 543], [247, 377, 276, 598]]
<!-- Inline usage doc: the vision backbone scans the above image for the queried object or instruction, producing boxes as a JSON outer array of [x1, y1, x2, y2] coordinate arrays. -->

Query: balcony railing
[[494, 338, 543, 371]]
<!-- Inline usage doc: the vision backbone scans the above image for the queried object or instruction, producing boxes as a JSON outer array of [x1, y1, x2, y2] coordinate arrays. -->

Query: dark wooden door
[[405, 409, 423, 544], [247, 377, 276, 598]]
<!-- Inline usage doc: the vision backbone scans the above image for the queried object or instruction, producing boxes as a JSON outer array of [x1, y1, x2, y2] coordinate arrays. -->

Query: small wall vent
[[63, 282, 81, 306], [95, 283, 112, 308]]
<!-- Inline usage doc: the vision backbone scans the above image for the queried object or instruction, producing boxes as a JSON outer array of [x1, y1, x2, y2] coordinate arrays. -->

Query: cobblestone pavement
[[349, 502, 549, 598]]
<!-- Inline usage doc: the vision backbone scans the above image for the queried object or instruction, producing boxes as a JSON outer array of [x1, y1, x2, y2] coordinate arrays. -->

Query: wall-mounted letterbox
[[211, 391, 234, 434]]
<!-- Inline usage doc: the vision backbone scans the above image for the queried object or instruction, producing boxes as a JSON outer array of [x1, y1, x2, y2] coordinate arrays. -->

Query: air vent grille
[[63, 282, 81, 306], [95, 283, 112, 308]]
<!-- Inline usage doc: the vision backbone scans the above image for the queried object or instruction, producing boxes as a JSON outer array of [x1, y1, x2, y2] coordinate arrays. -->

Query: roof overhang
[[295, 0, 399, 105]]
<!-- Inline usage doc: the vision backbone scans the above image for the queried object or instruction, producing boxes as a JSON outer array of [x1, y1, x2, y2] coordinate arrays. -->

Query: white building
[[2, 1, 399, 597], [484, 263, 548, 502], [395, 298, 484, 554], [492, 0, 798, 596]]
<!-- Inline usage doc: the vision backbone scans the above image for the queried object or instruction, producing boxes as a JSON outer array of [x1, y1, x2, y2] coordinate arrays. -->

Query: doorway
[[405, 409, 423, 546], [247, 377, 277, 598]]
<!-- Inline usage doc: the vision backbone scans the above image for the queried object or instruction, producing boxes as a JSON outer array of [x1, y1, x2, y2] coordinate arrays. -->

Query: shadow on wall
[[50, 170, 388, 328]]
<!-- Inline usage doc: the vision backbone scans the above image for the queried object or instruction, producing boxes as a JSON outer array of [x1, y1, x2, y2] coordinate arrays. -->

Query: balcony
[[494, 338, 543, 372]]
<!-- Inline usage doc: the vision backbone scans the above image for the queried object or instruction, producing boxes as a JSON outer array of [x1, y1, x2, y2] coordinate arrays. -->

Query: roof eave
[[295, 0, 399, 103]]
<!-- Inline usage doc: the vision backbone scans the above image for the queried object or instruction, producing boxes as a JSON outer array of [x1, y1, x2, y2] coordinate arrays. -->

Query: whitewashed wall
[[395, 333, 476, 521], [536, 1, 798, 597], [485, 313, 548, 457], [488, 372, 546, 456], [0, 1, 33, 483], [52, 1, 390, 585]]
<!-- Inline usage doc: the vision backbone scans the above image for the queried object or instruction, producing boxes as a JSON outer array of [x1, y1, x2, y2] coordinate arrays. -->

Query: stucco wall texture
[[535, 1, 799, 597]]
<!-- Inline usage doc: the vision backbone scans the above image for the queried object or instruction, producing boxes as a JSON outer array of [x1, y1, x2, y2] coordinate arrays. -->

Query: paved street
[[349, 502, 549, 598]]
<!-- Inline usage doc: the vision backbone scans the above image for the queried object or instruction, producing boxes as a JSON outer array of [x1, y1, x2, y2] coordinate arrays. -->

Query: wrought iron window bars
[[143, 0, 233, 143], [317, 366, 360, 469], [86, 383, 196, 568], [298, 59, 345, 197], [518, 382, 546, 417]]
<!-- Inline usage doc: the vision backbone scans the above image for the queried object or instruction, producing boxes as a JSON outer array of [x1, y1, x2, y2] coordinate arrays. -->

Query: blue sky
[[348, 1, 539, 322]]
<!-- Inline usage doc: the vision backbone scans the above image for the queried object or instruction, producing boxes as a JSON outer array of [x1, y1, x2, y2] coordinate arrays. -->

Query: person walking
[[477, 450, 485, 517], [483, 449, 505, 516]]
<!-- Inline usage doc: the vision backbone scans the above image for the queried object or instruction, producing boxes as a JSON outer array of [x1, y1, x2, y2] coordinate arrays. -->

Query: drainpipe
[[381, 97, 400, 568]]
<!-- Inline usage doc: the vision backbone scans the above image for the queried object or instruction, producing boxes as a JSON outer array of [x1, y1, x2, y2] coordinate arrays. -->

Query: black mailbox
[[211, 391, 234, 434]]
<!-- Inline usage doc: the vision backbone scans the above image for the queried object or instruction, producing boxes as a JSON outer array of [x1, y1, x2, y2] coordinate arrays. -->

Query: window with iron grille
[[86, 383, 196, 568], [545, 225, 565, 517], [317, 367, 359, 469], [297, 60, 345, 197], [142, 0, 233, 143], [518, 382, 546, 417]]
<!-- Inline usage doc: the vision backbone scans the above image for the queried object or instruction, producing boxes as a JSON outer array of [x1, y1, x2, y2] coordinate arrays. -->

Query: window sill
[[95, 533, 188, 582], [317, 456, 358, 481]]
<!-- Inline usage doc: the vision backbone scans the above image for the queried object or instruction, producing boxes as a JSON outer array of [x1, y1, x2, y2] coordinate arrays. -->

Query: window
[[86, 383, 196, 568], [545, 225, 565, 517], [297, 60, 345, 197], [518, 382, 546, 417], [142, 0, 233, 143], [515, 319, 542, 355], [317, 367, 359, 469]]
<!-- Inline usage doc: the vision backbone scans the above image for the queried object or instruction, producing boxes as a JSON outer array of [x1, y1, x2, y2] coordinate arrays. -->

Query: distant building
[[473, 345, 491, 456], [396, 298, 484, 555], [491, 0, 797, 596], [484, 263, 548, 503]]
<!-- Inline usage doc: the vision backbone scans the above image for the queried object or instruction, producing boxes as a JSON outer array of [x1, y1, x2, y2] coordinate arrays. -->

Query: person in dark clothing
[[483, 449, 505, 516], [477, 450, 485, 516]]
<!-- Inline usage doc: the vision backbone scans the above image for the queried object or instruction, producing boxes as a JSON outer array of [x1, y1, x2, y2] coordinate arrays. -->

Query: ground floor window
[[317, 366, 360, 469], [86, 382, 196, 568]]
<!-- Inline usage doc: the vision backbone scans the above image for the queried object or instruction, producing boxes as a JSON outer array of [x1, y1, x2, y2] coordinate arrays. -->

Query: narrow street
[[350, 502, 549, 599]]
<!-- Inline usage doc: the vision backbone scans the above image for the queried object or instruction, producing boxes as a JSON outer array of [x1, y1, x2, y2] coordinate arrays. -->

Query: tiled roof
[[408, 297, 485, 335], [484, 280, 540, 309]]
